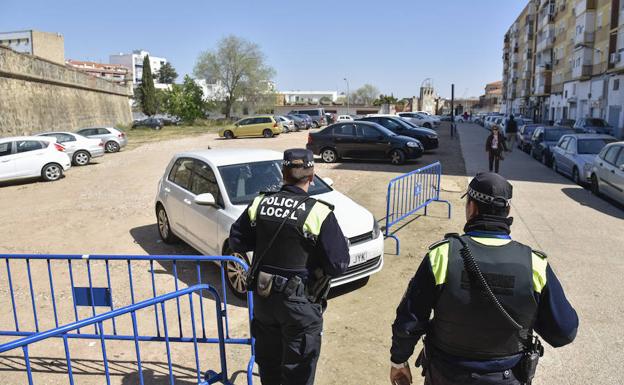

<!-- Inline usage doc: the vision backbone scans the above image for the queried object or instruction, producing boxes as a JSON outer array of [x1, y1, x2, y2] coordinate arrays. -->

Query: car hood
[[406, 127, 437, 136], [230, 190, 374, 238], [576, 154, 597, 165]]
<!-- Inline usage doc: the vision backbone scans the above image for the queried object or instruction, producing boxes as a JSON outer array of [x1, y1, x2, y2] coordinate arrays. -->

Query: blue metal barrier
[[0, 254, 255, 385], [384, 161, 451, 254]]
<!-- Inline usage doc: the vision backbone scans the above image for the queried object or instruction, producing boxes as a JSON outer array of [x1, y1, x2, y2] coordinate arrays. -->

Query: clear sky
[[2, 0, 527, 98]]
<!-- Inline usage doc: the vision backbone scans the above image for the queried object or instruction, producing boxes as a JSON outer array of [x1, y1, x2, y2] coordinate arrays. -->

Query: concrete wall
[[31, 30, 65, 65], [0, 46, 132, 136]]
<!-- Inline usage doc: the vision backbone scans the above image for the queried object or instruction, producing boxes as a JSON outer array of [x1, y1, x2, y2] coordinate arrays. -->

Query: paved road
[[458, 123, 624, 385]]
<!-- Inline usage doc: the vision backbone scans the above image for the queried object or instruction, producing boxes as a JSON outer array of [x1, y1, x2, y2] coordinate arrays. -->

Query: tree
[[156, 62, 178, 84], [319, 96, 332, 104], [194, 35, 275, 118], [139, 55, 158, 116], [163, 75, 206, 123], [352, 84, 379, 105], [373, 94, 399, 106]]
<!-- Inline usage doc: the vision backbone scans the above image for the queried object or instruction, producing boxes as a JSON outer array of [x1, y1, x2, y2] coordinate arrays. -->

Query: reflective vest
[[428, 235, 548, 360], [247, 190, 332, 272]]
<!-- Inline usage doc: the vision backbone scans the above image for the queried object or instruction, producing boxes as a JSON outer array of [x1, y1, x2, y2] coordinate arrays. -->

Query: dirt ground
[[0, 123, 468, 385]]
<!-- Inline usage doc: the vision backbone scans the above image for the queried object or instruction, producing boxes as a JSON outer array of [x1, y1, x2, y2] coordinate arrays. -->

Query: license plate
[[350, 252, 367, 266]]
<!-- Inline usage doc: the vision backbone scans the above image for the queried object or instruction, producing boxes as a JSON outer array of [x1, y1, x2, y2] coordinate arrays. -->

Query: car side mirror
[[194, 193, 217, 207], [322, 177, 334, 187]]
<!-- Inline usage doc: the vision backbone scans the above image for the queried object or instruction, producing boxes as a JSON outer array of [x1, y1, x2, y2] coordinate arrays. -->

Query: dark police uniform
[[229, 149, 350, 385], [390, 173, 579, 385]]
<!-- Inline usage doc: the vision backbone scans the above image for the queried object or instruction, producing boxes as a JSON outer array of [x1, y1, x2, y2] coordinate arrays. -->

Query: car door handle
[[184, 198, 192, 205]]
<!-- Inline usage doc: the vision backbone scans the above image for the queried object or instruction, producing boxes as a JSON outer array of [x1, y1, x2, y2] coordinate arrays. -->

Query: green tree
[[374, 94, 399, 106], [352, 84, 379, 105], [319, 96, 332, 104], [194, 35, 276, 118], [156, 62, 178, 84], [139, 55, 158, 116], [163, 75, 206, 123]]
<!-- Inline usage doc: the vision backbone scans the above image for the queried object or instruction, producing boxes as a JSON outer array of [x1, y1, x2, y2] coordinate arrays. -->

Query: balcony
[[575, 0, 597, 17], [535, 72, 552, 95], [572, 64, 593, 78], [574, 31, 595, 47], [511, 53, 520, 63]]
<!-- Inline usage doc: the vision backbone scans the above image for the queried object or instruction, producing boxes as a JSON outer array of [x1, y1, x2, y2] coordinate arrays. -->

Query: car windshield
[[523, 125, 538, 135], [585, 119, 607, 127], [545, 129, 574, 141], [577, 139, 616, 154], [218, 160, 332, 205]]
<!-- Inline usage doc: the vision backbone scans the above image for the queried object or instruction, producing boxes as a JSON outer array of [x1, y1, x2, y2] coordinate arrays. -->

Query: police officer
[[389, 172, 578, 385], [229, 148, 350, 385]]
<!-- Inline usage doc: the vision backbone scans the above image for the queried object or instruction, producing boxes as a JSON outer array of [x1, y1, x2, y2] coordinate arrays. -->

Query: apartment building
[[502, 0, 624, 138], [109, 50, 169, 89]]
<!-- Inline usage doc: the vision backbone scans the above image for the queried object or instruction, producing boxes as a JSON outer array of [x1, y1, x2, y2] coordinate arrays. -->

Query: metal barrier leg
[[388, 234, 400, 256]]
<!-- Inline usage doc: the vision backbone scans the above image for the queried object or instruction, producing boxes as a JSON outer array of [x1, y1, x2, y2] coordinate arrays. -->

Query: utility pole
[[344, 78, 350, 115], [451, 84, 455, 138]]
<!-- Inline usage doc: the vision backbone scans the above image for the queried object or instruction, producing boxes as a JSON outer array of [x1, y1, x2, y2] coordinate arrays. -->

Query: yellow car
[[219, 115, 282, 139]]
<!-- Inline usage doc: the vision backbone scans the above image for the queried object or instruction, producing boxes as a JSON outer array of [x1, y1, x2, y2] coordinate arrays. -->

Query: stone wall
[[0, 46, 132, 136]]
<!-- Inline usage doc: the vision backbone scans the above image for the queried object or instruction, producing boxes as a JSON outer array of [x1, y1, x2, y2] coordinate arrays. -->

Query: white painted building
[[109, 50, 169, 89], [194, 79, 227, 101], [281, 91, 338, 104]]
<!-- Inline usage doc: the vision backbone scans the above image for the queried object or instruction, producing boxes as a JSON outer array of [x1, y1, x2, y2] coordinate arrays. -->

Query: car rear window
[[585, 118, 607, 127], [545, 129, 574, 141], [577, 139, 616, 154], [0, 142, 11, 157], [16, 140, 46, 153]]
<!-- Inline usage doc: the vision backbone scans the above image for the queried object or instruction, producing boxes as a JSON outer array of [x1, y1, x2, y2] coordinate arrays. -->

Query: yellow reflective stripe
[[532, 252, 548, 293], [248, 195, 264, 222], [303, 202, 332, 236], [428, 243, 450, 285], [470, 237, 511, 246]]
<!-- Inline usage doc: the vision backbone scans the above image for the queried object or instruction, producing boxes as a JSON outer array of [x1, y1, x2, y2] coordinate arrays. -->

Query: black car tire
[[223, 243, 251, 299], [390, 149, 406, 165], [105, 141, 120, 153], [223, 130, 234, 139], [156, 205, 179, 244], [553, 160, 559, 173], [572, 167, 580, 185], [321, 148, 338, 163], [262, 129, 274, 138], [73, 150, 91, 166], [41, 163, 63, 182], [312, 121, 320, 128], [423, 123, 432, 129], [591, 174, 601, 195]]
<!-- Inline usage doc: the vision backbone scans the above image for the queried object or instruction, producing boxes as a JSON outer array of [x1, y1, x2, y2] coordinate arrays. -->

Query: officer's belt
[[256, 271, 304, 298]]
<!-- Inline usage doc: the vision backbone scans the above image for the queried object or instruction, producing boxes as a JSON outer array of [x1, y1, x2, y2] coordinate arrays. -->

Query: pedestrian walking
[[229, 148, 350, 385], [389, 172, 578, 385], [505, 115, 519, 152], [486, 125, 507, 173]]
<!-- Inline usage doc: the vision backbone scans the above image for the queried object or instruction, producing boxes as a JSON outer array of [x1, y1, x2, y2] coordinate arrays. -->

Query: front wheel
[[312, 122, 320, 128], [41, 163, 63, 181], [572, 167, 580, 185], [390, 149, 406, 165], [321, 148, 338, 163], [262, 129, 274, 138], [591, 174, 600, 195], [73, 150, 91, 166]]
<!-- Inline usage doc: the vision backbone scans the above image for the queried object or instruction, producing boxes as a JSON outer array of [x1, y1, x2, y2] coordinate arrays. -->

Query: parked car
[[132, 117, 164, 130], [337, 115, 354, 121], [574, 118, 614, 135], [155, 148, 384, 296], [286, 114, 308, 130], [555, 119, 575, 128], [396, 112, 440, 129], [290, 114, 313, 129], [36, 132, 105, 166], [75, 127, 128, 153], [553, 134, 617, 185], [306, 121, 424, 165], [277, 116, 296, 133], [530, 126, 577, 167], [517, 124, 541, 153], [288, 108, 326, 128], [0, 136, 71, 183], [358, 115, 439, 150], [590, 142, 624, 204], [219, 116, 282, 139]]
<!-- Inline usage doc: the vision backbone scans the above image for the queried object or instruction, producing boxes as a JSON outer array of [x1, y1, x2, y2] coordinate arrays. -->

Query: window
[[568, 138, 577, 152], [615, 148, 624, 167], [49, 133, 76, 143], [380, 118, 403, 131], [332, 124, 355, 137], [0, 142, 11, 157], [190, 161, 221, 202], [97, 128, 111, 135], [78, 129, 96, 136], [578, 139, 616, 154], [15, 141, 45, 153], [238, 118, 252, 126], [558, 137, 570, 149], [357, 125, 381, 139], [168, 158, 194, 190], [604, 146, 621, 165], [614, 79, 620, 91]]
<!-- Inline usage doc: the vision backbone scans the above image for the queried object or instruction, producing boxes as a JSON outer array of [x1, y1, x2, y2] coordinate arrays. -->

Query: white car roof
[[176, 148, 283, 167], [0, 136, 56, 143]]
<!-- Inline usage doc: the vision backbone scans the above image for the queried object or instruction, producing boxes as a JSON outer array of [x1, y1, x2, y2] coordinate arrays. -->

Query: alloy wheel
[[321, 149, 337, 163], [44, 164, 61, 181], [106, 141, 120, 153], [74, 151, 90, 166], [226, 256, 248, 297], [158, 209, 169, 239]]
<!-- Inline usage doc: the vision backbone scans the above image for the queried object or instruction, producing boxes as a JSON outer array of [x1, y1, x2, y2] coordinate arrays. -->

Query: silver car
[[75, 127, 128, 153], [553, 134, 616, 185], [590, 142, 624, 205], [37, 132, 105, 166]]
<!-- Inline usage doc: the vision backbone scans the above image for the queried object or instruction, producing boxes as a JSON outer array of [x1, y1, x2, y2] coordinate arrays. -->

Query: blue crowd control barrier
[[0, 254, 255, 385], [384, 161, 451, 255]]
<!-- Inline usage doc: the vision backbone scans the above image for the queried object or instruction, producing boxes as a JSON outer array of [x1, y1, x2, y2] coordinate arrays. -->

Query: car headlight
[[427, 134, 438, 139], [406, 141, 421, 148], [372, 219, 381, 239]]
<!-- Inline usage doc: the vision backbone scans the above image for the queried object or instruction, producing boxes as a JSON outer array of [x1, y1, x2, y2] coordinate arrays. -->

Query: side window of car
[[168, 158, 194, 190], [558, 137, 570, 149], [615, 148, 624, 167], [332, 124, 354, 137], [568, 138, 577, 152], [357, 125, 381, 139], [604, 146, 621, 165], [191, 161, 221, 202], [382, 119, 402, 131], [15, 140, 45, 153], [97, 128, 111, 135], [0, 142, 12, 157]]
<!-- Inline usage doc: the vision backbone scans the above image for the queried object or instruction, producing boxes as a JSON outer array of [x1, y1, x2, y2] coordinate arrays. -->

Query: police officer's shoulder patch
[[532, 249, 548, 259], [314, 199, 335, 211], [428, 239, 450, 251]]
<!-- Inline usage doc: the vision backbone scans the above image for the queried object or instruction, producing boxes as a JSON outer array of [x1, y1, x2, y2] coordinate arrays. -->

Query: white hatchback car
[[36, 132, 105, 166], [155, 149, 384, 296], [396, 112, 440, 129], [0, 136, 71, 183]]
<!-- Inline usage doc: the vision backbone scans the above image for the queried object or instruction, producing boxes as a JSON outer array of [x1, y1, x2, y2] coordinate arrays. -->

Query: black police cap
[[283, 148, 314, 169], [462, 172, 513, 208]]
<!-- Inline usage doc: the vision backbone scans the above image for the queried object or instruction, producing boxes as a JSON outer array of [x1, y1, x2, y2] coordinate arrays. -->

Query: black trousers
[[488, 152, 501, 173], [424, 358, 522, 385], [252, 289, 323, 385]]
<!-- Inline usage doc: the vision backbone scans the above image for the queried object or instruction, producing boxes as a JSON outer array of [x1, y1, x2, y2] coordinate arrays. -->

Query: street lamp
[[344, 77, 350, 115]]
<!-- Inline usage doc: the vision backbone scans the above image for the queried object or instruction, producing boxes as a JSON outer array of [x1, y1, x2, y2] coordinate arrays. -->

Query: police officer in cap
[[229, 148, 350, 385], [389, 172, 578, 385]]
